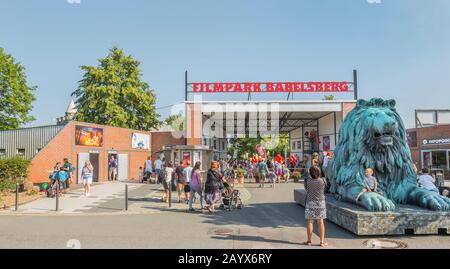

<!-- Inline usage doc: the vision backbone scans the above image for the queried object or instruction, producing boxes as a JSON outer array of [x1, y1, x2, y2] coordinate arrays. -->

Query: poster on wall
[[193, 151, 201, 165], [131, 133, 150, 149], [182, 152, 191, 165], [323, 136, 331, 151], [75, 125, 103, 147]]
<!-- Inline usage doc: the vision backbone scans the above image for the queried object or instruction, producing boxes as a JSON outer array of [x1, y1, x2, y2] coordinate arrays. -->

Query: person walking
[[258, 159, 268, 188], [162, 161, 174, 203], [154, 158, 163, 178], [303, 165, 328, 247], [204, 161, 224, 213], [183, 160, 193, 204], [175, 161, 186, 203], [61, 158, 73, 193], [188, 161, 203, 211], [49, 162, 62, 197], [82, 160, 94, 196], [108, 155, 118, 181], [143, 156, 152, 183]]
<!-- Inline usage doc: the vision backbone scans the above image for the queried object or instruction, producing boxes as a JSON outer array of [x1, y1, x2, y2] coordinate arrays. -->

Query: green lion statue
[[327, 98, 450, 211]]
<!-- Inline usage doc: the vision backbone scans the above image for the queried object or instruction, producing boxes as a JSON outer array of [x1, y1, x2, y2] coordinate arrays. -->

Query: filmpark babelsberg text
[[192, 81, 350, 93]]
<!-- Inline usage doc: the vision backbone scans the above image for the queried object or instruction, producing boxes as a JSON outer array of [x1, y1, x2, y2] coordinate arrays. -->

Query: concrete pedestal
[[294, 189, 450, 236]]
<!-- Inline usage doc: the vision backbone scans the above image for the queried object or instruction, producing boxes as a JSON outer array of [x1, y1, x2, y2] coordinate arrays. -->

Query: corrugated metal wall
[[0, 125, 65, 160]]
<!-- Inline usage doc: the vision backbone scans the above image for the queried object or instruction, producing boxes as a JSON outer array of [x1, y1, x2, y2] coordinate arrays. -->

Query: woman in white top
[[162, 161, 175, 203], [82, 160, 94, 196]]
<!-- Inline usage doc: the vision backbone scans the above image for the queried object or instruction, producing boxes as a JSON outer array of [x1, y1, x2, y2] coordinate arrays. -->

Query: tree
[[72, 47, 160, 130], [228, 134, 290, 160], [0, 48, 36, 130], [163, 114, 184, 132]]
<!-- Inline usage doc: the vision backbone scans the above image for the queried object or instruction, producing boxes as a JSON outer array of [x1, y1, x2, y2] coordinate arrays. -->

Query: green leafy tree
[[228, 134, 290, 160], [0, 48, 36, 130], [324, 94, 335, 100], [164, 114, 184, 131], [72, 47, 160, 130]]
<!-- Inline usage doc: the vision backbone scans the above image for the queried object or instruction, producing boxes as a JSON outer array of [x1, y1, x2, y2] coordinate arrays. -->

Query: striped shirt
[[82, 166, 93, 179]]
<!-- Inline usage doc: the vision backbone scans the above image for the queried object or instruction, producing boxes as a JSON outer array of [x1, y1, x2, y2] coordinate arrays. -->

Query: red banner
[[192, 82, 349, 93]]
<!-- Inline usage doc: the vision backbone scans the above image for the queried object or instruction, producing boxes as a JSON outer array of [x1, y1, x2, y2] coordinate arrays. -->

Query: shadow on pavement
[[211, 234, 300, 246], [197, 201, 357, 240]]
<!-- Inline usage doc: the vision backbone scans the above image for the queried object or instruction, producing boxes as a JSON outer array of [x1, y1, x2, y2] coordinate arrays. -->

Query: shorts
[[163, 180, 170, 191], [184, 184, 191, 193], [83, 177, 93, 185]]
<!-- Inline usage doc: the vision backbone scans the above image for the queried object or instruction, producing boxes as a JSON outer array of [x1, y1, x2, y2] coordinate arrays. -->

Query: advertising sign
[[182, 151, 191, 164], [192, 81, 350, 93], [132, 133, 150, 149], [75, 125, 103, 147], [422, 138, 450, 146], [323, 136, 331, 151]]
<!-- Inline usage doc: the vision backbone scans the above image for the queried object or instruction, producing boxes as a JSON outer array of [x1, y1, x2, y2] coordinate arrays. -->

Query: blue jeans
[[189, 185, 203, 209]]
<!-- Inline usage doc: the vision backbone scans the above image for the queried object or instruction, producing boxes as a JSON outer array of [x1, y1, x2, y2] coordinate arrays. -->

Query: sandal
[[302, 241, 312, 246], [320, 242, 328, 247]]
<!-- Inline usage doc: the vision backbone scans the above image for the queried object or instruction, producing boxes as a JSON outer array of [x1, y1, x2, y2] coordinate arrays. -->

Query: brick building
[[0, 121, 152, 184], [407, 110, 450, 179]]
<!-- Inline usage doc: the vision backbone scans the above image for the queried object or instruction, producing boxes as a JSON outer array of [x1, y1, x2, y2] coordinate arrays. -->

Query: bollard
[[15, 183, 19, 211], [56, 182, 59, 211], [125, 184, 128, 211], [168, 179, 172, 208]]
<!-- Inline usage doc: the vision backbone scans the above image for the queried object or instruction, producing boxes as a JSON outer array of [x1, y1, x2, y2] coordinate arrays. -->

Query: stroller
[[220, 181, 243, 211]]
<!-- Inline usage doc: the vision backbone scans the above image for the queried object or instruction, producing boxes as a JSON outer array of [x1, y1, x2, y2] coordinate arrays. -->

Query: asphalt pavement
[[0, 180, 449, 249]]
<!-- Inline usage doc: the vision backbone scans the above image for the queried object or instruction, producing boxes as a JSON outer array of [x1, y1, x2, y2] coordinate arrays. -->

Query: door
[[77, 153, 90, 184], [89, 153, 99, 182], [117, 154, 129, 181]]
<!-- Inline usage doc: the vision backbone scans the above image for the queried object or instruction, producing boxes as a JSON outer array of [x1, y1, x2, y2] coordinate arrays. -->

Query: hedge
[[0, 158, 31, 192]]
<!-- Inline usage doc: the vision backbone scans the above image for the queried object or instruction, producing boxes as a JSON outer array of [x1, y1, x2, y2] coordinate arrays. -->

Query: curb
[[0, 184, 253, 217]]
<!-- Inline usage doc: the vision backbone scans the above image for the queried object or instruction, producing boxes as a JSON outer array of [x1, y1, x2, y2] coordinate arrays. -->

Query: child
[[356, 168, 381, 201], [275, 161, 282, 183], [138, 166, 144, 183], [282, 163, 290, 183], [268, 169, 276, 188]]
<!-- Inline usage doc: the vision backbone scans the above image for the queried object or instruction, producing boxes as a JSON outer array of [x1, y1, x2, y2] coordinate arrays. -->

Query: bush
[[0, 158, 30, 192]]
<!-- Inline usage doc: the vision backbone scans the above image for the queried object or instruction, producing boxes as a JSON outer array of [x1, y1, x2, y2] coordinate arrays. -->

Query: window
[[0, 149, 5, 156], [221, 141, 225, 151], [448, 151, 450, 170], [203, 138, 207, 146], [16, 148, 25, 156], [213, 140, 217, 150], [432, 151, 447, 170], [422, 150, 449, 171], [407, 131, 417, 148]]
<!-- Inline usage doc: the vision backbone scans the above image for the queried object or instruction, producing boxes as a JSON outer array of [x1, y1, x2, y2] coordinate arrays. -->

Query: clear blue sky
[[1, 0, 449, 128]]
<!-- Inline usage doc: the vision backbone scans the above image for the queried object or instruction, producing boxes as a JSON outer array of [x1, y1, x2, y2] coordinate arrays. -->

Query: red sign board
[[192, 82, 349, 93]]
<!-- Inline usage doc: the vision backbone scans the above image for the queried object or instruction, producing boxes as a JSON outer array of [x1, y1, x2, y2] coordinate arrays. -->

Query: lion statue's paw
[[416, 192, 450, 211], [359, 192, 396, 212]]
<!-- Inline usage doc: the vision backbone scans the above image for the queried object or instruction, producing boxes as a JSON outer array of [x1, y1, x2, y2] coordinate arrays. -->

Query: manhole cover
[[213, 228, 235, 235], [363, 239, 408, 249]]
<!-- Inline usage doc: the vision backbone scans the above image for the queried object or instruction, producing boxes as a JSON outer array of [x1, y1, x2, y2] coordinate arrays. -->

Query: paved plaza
[[0, 180, 449, 249]]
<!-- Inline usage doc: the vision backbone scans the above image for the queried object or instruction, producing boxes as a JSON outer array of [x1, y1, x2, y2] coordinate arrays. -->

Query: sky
[[1, 0, 449, 129]]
